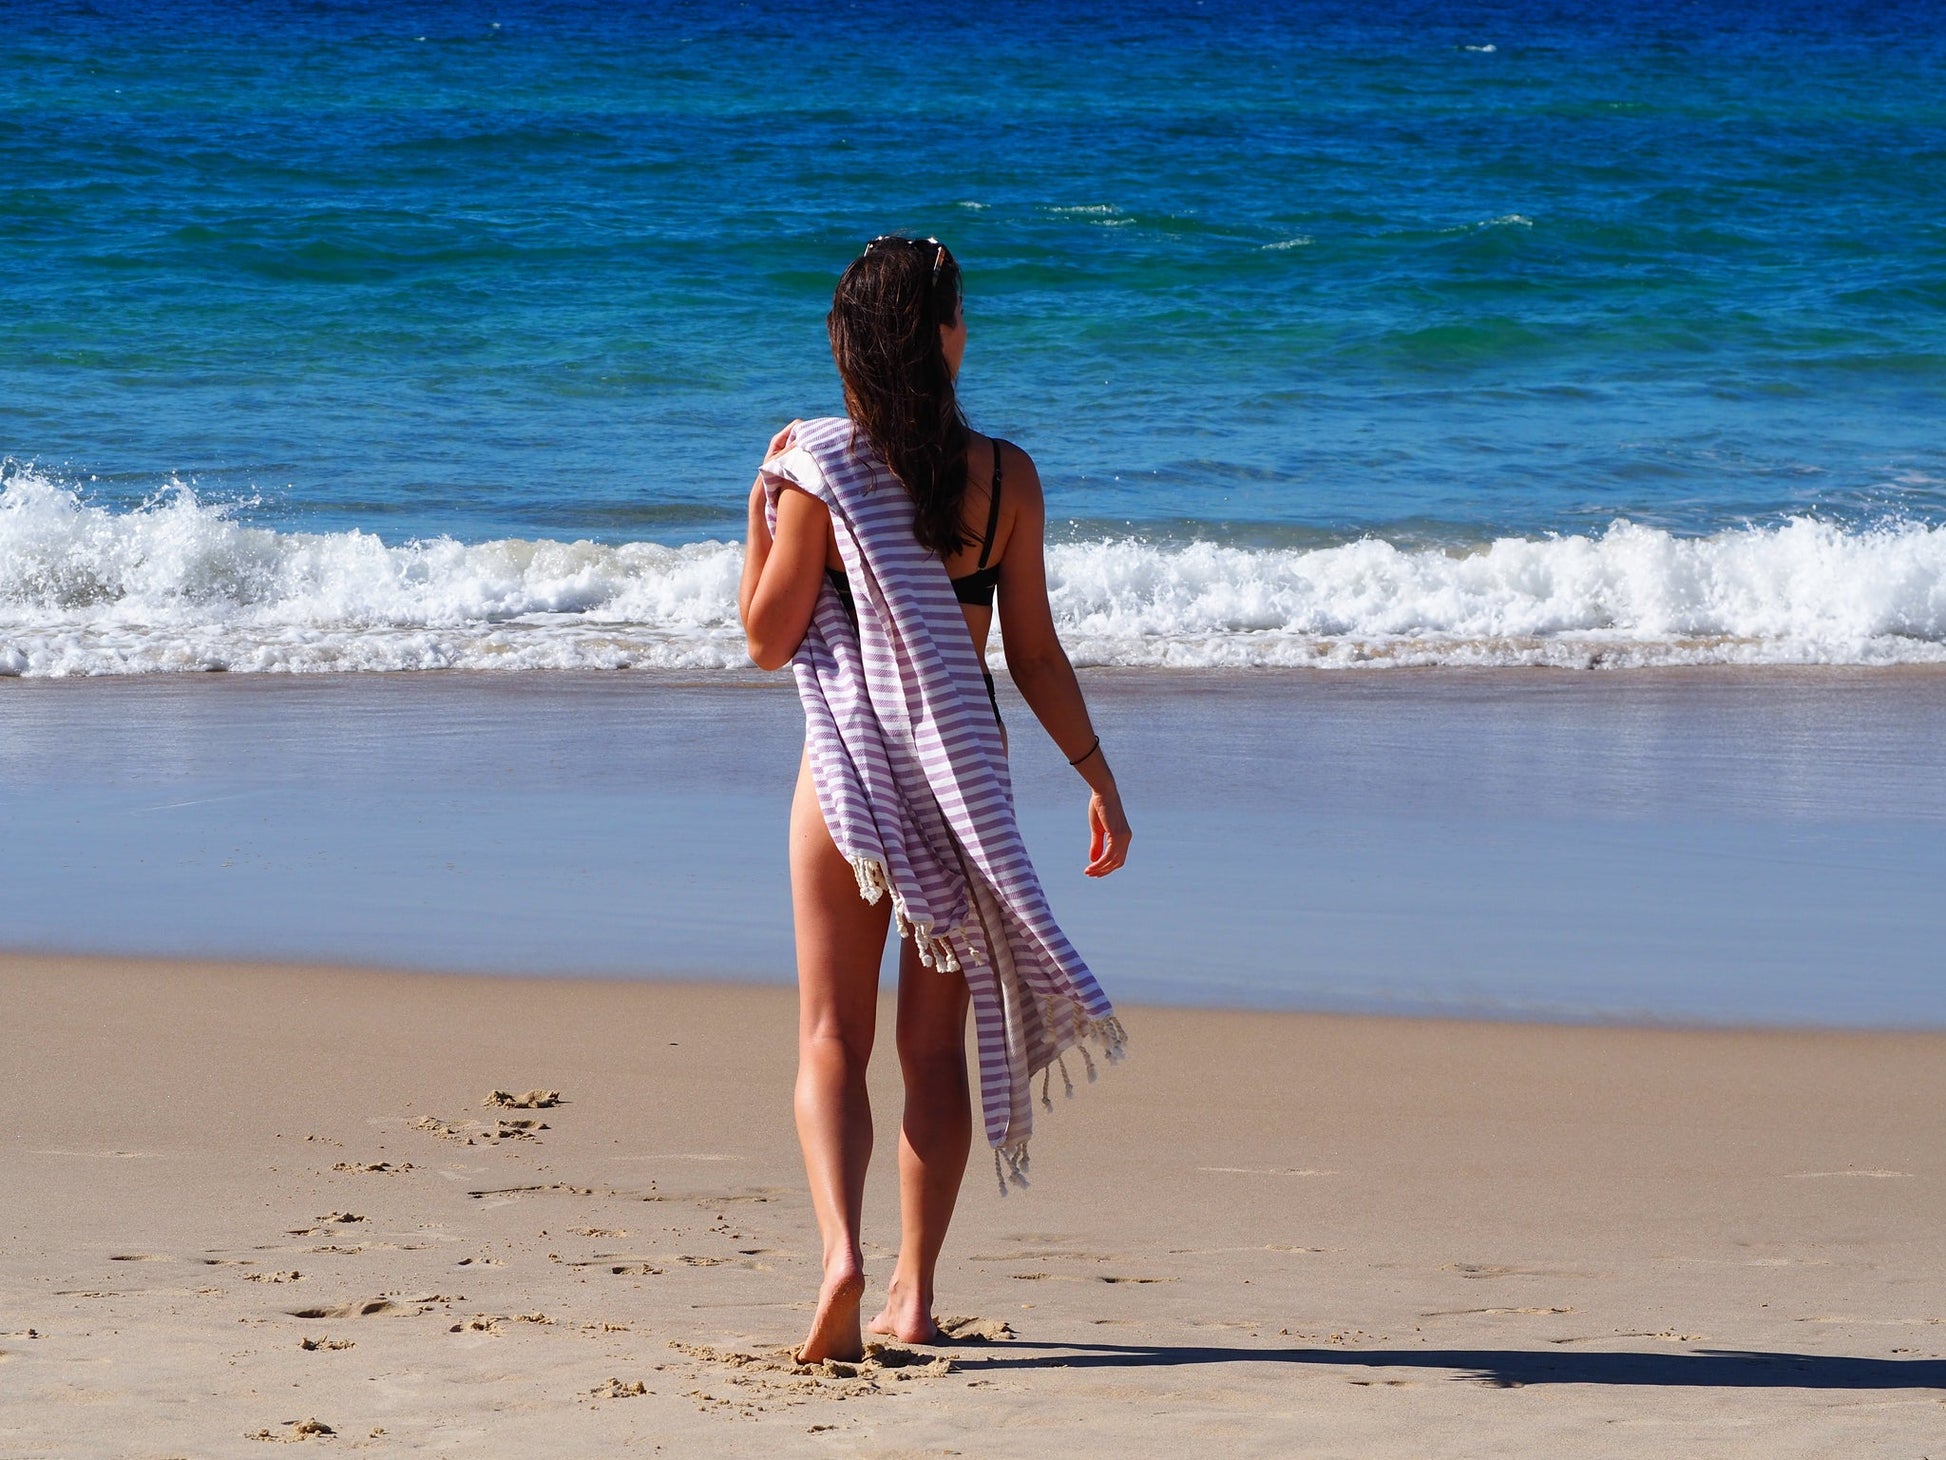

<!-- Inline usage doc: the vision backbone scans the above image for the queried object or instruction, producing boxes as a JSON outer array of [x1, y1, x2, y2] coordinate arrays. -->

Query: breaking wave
[[3, 468, 1944, 676]]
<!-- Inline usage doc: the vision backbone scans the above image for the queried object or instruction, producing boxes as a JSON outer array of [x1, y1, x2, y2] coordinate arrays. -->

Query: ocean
[[4, 0, 1945, 675], [4, 0, 1944, 1026]]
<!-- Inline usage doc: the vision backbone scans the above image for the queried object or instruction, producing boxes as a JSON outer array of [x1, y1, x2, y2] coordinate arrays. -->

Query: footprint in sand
[[572, 1257, 664, 1275], [487, 1119, 548, 1141], [287, 1300, 394, 1319], [245, 1417, 335, 1442], [590, 1377, 646, 1399], [670, 1339, 955, 1385], [298, 1337, 354, 1351], [465, 1182, 595, 1212], [485, 1089, 563, 1109], [332, 1161, 413, 1175], [287, 1293, 462, 1320], [245, 1271, 304, 1284], [449, 1312, 551, 1334], [412, 1114, 549, 1144], [936, 1316, 1014, 1342], [647, 1253, 770, 1270]]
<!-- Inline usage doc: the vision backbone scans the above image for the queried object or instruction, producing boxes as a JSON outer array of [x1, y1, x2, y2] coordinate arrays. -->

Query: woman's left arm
[[739, 425, 831, 672]]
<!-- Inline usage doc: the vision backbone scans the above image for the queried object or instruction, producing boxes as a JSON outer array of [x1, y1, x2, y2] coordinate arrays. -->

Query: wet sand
[[3, 952, 1941, 1457]]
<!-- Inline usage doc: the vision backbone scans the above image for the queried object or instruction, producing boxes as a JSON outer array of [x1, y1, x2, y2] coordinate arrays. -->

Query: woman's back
[[823, 432, 1022, 658]]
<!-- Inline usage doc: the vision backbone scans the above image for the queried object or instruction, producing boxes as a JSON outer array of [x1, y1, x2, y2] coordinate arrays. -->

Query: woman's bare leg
[[868, 940, 972, 1343], [789, 750, 888, 1364]]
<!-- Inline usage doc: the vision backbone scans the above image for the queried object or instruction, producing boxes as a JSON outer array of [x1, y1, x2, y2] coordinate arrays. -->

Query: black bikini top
[[826, 439, 1004, 613]]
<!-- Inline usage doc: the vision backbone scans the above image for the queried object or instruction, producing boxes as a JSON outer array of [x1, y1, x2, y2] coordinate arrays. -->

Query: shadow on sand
[[958, 1342, 1946, 1390]]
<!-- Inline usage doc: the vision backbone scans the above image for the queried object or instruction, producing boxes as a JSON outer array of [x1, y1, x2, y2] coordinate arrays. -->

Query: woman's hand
[[1085, 781, 1131, 877], [764, 419, 800, 465], [748, 420, 801, 545]]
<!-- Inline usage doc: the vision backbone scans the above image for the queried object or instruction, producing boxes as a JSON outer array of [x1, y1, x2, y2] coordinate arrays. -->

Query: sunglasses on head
[[864, 234, 946, 285]]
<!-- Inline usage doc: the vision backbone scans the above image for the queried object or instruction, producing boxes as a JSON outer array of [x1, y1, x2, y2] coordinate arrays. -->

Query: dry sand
[[2, 953, 1941, 1457]]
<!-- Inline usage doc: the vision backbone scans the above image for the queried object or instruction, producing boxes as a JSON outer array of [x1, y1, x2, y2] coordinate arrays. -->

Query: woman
[[738, 235, 1131, 1365]]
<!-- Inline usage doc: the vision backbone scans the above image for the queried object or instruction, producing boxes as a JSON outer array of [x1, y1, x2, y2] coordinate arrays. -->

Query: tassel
[[993, 1149, 1009, 1197], [1079, 1044, 1098, 1083], [849, 857, 889, 906], [1039, 1066, 1053, 1113], [1057, 1054, 1075, 1099]]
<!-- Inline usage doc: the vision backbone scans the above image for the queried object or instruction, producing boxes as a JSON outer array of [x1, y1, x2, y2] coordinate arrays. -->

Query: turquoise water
[[3, 0, 1945, 673]]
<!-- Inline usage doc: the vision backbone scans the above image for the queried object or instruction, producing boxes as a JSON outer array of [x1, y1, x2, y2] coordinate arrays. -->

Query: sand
[[2, 952, 1942, 1457]]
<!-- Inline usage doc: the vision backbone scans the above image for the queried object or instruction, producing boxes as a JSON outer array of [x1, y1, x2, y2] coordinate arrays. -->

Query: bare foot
[[867, 1278, 943, 1344], [796, 1260, 866, 1364]]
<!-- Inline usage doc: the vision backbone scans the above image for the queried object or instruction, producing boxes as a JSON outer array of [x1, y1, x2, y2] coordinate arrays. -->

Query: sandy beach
[[4, 951, 1941, 1457]]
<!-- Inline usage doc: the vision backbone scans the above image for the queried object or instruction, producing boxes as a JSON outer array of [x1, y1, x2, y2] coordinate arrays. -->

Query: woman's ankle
[[884, 1269, 932, 1312], [823, 1243, 866, 1282]]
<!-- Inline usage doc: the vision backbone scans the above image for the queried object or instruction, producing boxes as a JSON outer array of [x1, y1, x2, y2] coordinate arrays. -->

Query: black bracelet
[[1068, 735, 1102, 767]]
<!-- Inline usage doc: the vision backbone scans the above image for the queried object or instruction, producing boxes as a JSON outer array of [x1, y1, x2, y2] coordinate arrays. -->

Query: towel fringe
[[978, 1011, 1130, 1192], [849, 855, 889, 906], [876, 882, 965, 974]]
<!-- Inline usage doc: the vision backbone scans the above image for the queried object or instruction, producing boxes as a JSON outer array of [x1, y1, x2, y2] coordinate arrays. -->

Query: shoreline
[[7, 664, 1944, 1028], [1, 945, 1936, 1038], [5, 951, 1941, 1456], [9, 659, 1946, 687]]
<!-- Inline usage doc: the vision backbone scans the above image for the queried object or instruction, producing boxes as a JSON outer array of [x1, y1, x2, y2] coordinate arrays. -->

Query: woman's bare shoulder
[[992, 436, 1045, 510]]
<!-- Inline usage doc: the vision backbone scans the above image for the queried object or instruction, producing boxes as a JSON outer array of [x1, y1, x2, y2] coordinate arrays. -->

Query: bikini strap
[[977, 438, 1005, 570]]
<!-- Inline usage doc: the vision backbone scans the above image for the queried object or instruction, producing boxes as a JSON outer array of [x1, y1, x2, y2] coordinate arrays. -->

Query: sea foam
[[3, 468, 1944, 676]]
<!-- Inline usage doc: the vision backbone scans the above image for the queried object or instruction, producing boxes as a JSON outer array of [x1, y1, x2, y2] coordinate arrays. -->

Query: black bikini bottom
[[981, 665, 1002, 728]]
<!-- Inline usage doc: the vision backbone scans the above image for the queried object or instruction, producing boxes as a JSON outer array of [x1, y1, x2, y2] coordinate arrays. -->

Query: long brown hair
[[827, 236, 970, 557]]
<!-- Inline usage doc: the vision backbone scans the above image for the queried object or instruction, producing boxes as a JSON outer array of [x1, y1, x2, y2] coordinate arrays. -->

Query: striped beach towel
[[762, 417, 1126, 1191]]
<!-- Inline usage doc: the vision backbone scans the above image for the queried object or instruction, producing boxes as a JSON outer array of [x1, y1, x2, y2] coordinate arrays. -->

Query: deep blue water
[[5, 0, 1944, 548]]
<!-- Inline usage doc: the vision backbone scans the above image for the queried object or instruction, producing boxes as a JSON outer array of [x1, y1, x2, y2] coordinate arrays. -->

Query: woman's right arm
[[739, 423, 831, 672], [993, 449, 1131, 877]]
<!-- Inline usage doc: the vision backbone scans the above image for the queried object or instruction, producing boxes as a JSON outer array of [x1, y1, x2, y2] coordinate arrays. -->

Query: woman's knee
[[799, 1017, 875, 1074], [895, 1026, 968, 1084]]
